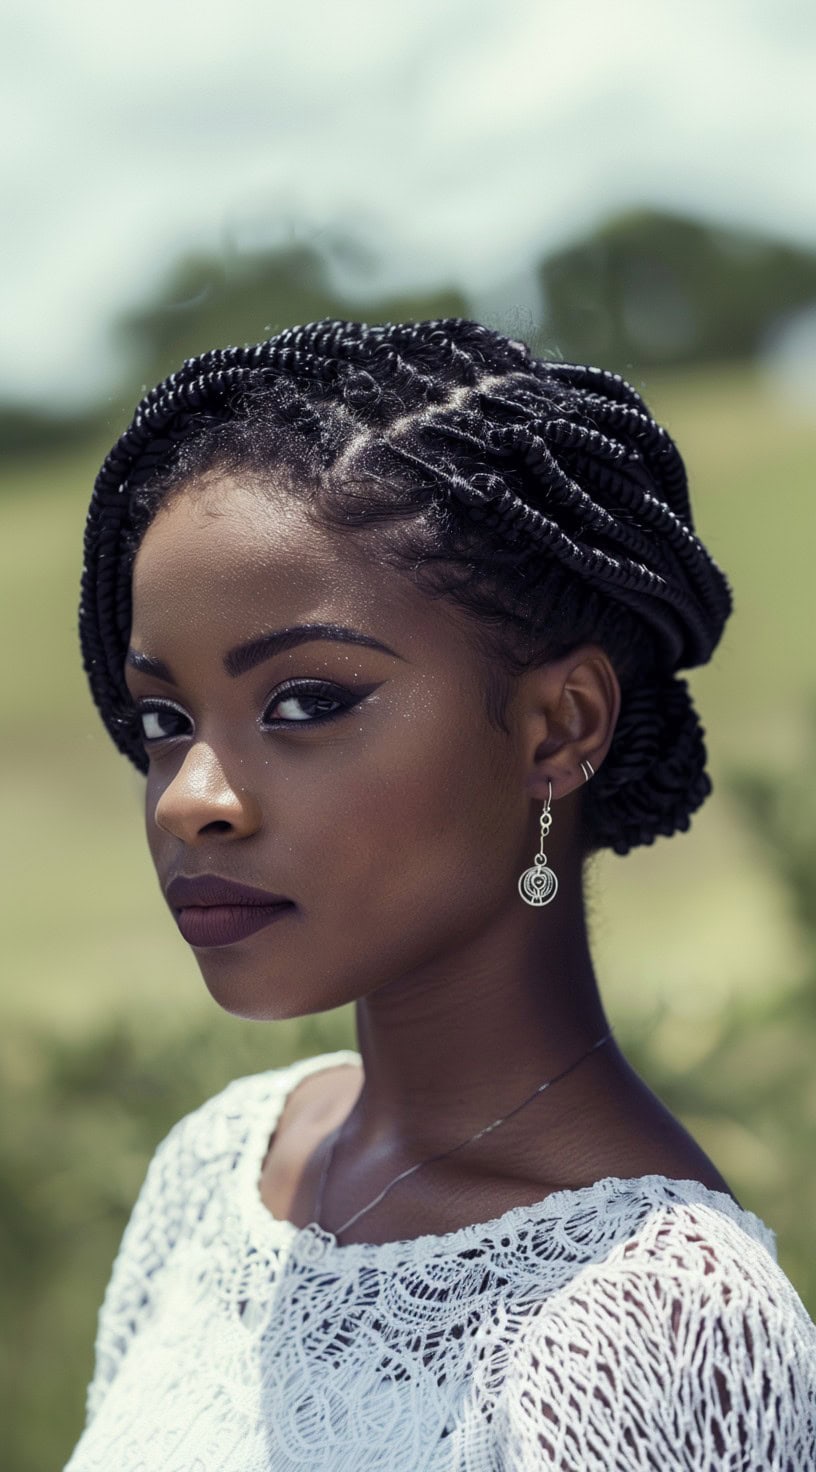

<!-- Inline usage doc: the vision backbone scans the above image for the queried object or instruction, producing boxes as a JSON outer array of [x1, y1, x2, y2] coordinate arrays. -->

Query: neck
[[345, 864, 620, 1185]]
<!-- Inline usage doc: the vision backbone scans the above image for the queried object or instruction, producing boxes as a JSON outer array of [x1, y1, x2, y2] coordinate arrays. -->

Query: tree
[[538, 208, 816, 374]]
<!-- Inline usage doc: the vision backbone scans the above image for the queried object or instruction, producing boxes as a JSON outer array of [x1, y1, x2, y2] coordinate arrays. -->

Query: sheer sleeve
[[80, 1064, 259, 1432], [82, 1115, 192, 1426], [497, 1207, 816, 1470]]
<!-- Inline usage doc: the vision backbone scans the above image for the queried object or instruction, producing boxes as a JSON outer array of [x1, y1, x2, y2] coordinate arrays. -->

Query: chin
[[194, 957, 347, 1023]]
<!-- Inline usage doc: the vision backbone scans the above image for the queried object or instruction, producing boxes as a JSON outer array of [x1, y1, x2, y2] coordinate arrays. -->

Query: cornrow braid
[[79, 317, 734, 857]]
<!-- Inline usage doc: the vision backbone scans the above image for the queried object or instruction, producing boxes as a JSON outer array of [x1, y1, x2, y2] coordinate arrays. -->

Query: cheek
[[144, 776, 159, 854], [136, 718, 521, 1020], [144, 771, 166, 858], [294, 715, 518, 936]]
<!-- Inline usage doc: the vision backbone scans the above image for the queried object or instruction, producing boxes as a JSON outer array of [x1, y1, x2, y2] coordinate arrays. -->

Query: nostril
[[200, 820, 233, 835]]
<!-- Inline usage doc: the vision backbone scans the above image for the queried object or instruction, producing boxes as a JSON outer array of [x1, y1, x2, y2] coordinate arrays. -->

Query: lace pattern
[[64, 1050, 816, 1471]]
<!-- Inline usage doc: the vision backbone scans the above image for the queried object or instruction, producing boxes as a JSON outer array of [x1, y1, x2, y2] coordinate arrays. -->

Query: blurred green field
[[2, 364, 815, 1471]]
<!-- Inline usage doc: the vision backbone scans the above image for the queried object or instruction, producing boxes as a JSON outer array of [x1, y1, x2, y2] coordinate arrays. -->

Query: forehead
[[129, 474, 464, 661]]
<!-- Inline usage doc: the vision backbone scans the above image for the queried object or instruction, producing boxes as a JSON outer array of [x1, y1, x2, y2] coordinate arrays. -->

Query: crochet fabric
[[64, 1049, 816, 1471]]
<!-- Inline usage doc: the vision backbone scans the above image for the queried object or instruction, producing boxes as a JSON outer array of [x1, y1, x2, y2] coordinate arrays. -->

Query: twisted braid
[[79, 317, 733, 856]]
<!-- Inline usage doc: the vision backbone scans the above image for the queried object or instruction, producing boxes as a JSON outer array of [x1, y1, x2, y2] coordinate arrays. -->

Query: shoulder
[[603, 1181, 810, 1334], [514, 1174, 816, 1363], [500, 1180, 816, 1469], [546, 1175, 810, 1331]]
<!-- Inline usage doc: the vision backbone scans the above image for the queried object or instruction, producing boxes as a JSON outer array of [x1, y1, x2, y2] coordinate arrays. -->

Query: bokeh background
[[2, 2, 815, 1466]]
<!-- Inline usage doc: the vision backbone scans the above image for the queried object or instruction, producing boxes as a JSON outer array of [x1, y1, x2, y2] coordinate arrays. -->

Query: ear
[[515, 645, 621, 803]]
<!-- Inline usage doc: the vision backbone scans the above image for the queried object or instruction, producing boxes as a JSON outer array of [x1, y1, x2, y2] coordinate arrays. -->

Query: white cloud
[[1, 0, 814, 406]]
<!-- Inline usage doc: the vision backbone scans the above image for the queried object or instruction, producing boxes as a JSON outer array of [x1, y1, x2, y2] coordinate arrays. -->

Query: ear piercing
[[517, 760, 594, 907], [517, 778, 558, 906]]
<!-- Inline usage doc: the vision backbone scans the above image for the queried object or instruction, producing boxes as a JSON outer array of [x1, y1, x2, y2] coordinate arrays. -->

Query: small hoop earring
[[518, 779, 558, 906], [580, 759, 595, 782]]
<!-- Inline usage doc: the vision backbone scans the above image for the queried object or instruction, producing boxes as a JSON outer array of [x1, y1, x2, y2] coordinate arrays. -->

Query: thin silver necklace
[[309, 1029, 615, 1243]]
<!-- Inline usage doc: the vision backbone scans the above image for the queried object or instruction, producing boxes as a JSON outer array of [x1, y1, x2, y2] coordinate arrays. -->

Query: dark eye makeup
[[133, 679, 372, 748], [136, 699, 189, 745], [262, 679, 365, 727]]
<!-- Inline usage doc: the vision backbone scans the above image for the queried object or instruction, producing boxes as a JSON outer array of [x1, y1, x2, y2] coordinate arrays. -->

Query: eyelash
[[134, 680, 362, 747]]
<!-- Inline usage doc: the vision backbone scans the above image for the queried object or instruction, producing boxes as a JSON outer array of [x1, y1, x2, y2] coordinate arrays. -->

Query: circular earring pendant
[[518, 780, 558, 906], [518, 860, 559, 906]]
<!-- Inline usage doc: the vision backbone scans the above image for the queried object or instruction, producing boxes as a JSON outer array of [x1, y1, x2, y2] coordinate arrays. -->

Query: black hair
[[79, 317, 733, 857]]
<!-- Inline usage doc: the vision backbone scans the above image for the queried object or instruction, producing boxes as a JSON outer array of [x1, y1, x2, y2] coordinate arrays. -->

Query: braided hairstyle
[[79, 317, 733, 857]]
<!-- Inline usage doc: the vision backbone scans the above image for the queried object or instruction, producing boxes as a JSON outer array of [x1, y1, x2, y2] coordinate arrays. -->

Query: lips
[[164, 874, 295, 948]]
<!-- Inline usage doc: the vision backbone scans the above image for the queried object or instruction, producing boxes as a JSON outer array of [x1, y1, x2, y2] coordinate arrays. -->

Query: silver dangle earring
[[518, 779, 559, 906]]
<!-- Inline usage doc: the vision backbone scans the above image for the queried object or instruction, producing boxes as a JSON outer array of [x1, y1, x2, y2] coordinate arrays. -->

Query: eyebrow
[[125, 623, 404, 684]]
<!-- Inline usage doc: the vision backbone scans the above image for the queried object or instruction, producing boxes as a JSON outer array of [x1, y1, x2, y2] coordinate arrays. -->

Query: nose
[[152, 742, 262, 844]]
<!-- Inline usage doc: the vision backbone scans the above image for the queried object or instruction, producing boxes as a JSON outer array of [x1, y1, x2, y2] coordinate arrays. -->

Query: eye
[[135, 700, 191, 746], [261, 679, 359, 727]]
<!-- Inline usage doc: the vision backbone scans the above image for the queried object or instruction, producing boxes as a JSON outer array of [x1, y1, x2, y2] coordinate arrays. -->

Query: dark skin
[[125, 474, 734, 1247]]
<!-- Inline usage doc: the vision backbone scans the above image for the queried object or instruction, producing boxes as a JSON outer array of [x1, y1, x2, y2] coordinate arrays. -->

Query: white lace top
[[65, 1048, 816, 1471]]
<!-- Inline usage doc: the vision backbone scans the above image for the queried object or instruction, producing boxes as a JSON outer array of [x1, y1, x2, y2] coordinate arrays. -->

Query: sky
[[3, 0, 815, 407]]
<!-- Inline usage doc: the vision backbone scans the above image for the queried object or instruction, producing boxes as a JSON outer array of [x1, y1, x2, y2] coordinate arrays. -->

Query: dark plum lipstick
[[164, 874, 295, 949]]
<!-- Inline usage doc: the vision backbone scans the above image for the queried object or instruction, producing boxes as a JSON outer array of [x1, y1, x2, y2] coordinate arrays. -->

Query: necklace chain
[[312, 1029, 615, 1240]]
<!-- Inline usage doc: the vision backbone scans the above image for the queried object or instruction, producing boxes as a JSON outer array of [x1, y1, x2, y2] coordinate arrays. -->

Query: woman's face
[[125, 474, 531, 1020]]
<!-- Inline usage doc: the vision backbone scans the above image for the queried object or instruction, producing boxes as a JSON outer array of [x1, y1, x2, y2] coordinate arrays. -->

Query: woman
[[66, 318, 815, 1469]]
